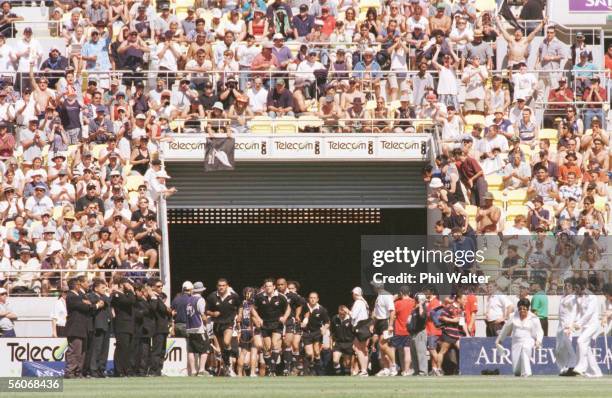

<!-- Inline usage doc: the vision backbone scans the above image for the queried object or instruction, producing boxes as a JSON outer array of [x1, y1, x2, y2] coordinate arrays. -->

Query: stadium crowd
[[0, 0, 609, 380]]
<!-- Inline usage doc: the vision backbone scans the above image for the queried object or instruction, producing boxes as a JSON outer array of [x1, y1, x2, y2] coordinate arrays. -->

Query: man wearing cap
[[573, 51, 597, 97], [267, 78, 294, 118], [50, 169, 76, 205], [24, 181, 53, 221], [462, 55, 488, 115], [88, 105, 114, 143], [0, 286, 16, 337], [476, 192, 502, 234], [85, 0, 108, 26], [292, 4, 315, 39], [547, 76, 574, 116], [503, 151, 531, 191], [185, 281, 211, 376], [536, 24, 566, 95], [82, 25, 112, 86], [511, 62, 537, 104], [40, 46, 70, 88], [353, 48, 382, 97], [13, 26, 42, 82], [10, 246, 41, 294], [171, 281, 194, 339], [296, 49, 324, 95], [393, 95, 416, 133]]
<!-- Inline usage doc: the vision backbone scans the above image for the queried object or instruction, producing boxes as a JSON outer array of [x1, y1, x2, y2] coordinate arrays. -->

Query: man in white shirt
[[572, 278, 603, 377], [13, 27, 42, 72], [372, 283, 396, 377], [511, 62, 538, 104], [25, 185, 53, 221], [485, 279, 514, 337], [556, 280, 577, 376], [296, 50, 325, 87], [462, 55, 488, 115], [246, 78, 268, 115]]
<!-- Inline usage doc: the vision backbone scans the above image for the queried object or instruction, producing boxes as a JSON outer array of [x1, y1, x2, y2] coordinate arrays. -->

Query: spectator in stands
[[494, 15, 545, 69], [431, 46, 459, 110], [503, 151, 531, 191], [476, 192, 501, 233], [411, 60, 434, 106], [0, 286, 16, 336], [0, 1, 22, 39], [582, 78, 607, 130], [454, 148, 488, 207], [267, 79, 294, 118], [528, 165, 558, 206], [573, 51, 597, 97], [352, 48, 382, 98], [536, 25, 566, 96], [462, 55, 488, 115]]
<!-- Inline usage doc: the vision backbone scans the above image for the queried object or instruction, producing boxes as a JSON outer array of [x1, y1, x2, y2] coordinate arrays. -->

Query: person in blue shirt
[[81, 24, 112, 84], [572, 51, 597, 97], [242, 0, 268, 22], [353, 48, 382, 97]]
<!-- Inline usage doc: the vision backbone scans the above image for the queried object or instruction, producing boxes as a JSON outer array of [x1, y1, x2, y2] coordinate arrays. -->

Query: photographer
[[219, 77, 242, 110], [409, 291, 428, 376], [89, 106, 115, 144], [134, 215, 161, 269]]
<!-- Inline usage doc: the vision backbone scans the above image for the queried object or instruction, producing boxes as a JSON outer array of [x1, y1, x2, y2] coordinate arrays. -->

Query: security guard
[[133, 283, 155, 376], [87, 278, 112, 378], [149, 278, 172, 377], [111, 277, 136, 377], [171, 281, 193, 338]]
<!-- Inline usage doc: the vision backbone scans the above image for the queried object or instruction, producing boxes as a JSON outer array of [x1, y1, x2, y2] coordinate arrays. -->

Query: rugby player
[[330, 305, 354, 375], [251, 279, 290, 376], [206, 278, 241, 376], [276, 278, 305, 375], [301, 292, 330, 375]]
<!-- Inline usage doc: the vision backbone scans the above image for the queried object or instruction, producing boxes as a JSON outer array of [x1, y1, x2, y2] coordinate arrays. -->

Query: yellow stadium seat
[[506, 205, 528, 222], [122, 164, 132, 176], [91, 144, 106, 159], [126, 175, 145, 192], [464, 114, 485, 126], [492, 191, 504, 209], [594, 195, 607, 212], [479, 259, 501, 277], [359, 0, 382, 12], [474, 0, 497, 11], [486, 175, 503, 191], [52, 206, 64, 221], [465, 204, 478, 229], [388, 100, 401, 110], [274, 116, 299, 134], [505, 189, 528, 206], [539, 128, 558, 144], [365, 100, 377, 110], [248, 116, 274, 134]]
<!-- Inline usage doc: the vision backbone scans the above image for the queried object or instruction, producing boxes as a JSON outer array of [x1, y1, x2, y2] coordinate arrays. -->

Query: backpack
[[408, 304, 426, 334], [429, 305, 445, 328]]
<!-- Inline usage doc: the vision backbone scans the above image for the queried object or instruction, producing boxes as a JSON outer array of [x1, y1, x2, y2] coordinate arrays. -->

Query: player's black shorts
[[213, 322, 233, 339], [373, 318, 389, 336], [284, 317, 299, 334], [302, 329, 322, 345], [441, 333, 460, 346], [333, 341, 354, 356], [187, 333, 210, 354], [261, 321, 283, 337]]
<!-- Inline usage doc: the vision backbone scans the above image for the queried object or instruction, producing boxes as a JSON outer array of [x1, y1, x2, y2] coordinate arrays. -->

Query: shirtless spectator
[[476, 192, 501, 234], [495, 15, 546, 69]]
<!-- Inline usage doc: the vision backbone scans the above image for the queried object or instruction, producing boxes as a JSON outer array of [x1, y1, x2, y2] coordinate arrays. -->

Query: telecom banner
[[0, 338, 187, 377]]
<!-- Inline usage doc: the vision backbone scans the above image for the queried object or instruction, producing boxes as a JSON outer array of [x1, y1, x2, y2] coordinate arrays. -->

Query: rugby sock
[[282, 349, 293, 371], [264, 355, 272, 371], [222, 349, 232, 367], [271, 350, 280, 373]]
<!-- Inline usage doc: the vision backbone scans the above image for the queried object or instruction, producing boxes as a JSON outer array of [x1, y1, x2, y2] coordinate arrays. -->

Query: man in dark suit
[[111, 278, 136, 377], [148, 278, 171, 376], [87, 278, 112, 378], [64, 277, 99, 378], [132, 283, 155, 376]]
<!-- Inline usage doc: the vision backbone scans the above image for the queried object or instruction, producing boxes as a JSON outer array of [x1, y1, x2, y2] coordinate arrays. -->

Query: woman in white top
[[340, 7, 358, 38], [67, 26, 87, 73], [350, 287, 371, 376], [495, 298, 544, 377], [51, 290, 68, 337], [432, 45, 460, 110]]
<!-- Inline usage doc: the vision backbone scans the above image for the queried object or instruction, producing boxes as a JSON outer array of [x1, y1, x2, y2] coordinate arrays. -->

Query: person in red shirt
[[425, 286, 443, 376], [391, 286, 415, 376], [582, 77, 607, 130], [559, 152, 582, 185], [320, 6, 335, 37], [547, 77, 574, 110], [464, 292, 478, 337], [453, 148, 488, 207]]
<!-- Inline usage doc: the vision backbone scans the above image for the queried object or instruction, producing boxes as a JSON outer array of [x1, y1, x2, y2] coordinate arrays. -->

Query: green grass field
[[5, 376, 612, 398]]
